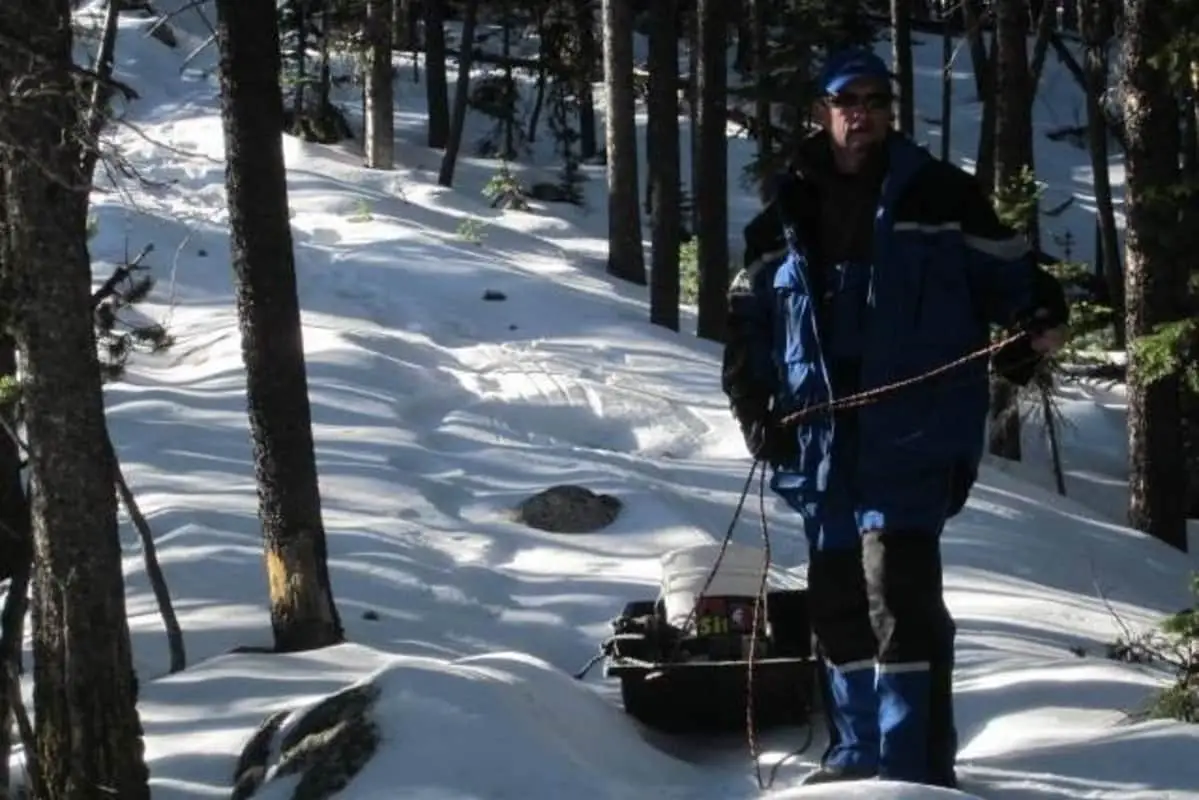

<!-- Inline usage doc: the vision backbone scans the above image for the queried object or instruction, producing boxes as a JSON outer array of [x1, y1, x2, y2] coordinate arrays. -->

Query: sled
[[599, 543, 818, 734]]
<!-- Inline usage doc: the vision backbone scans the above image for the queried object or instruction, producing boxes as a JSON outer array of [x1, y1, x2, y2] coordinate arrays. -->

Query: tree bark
[[891, 0, 915, 135], [751, 0, 773, 186], [438, 0, 479, 187], [424, 0, 450, 148], [648, 0, 681, 332], [1120, 0, 1189, 552], [213, 0, 346, 649], [963, 0, 996, 191], [988, 0, 1036, 462], [1, 3, 150, 796], [939, 0, 953, 161], [576, 0, 598, 160], [1079, 0, 1124, 346], [365, 0, 395, 169], [694, 0, 729, 341], [601, 0, 646, 285], [0, 335, 30, 798], [81, 0, 121, 185]]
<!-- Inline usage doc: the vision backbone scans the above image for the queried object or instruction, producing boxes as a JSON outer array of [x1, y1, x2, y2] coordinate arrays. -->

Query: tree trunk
[[963, 0, 997, 191], [962, 0, 989, 98], [601, 0, 646, 284], [424, 0, 450, 149], [213, 0, 346, 649], [1120, 0, 1189, 552], [1028, 0, 1057, 91], [988, 0, 1036, 462], [733, 0, 751, 74], [1079, 0, 1124, 346], [0, 334, 31, 798], [81, 0, 121, 186], [1, 3, 150, 796], [576, 0, 598, 160], [891, 0, 914, 135], [695, 0, 729, 341], [365, 0, 395, 169], [438, 0, 480, 187], [939, 0, 953, 161], [500, 2, 515, 159], [751, 0, 773, 187], [648, 0, 681, 332], [392, 0, 411, 51], [688, 9, 700, 234], [526, 6, 550, 143]]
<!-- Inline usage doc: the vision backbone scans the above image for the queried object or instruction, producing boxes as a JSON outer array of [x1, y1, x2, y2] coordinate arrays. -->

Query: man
[[720, 48, 1068, 787]]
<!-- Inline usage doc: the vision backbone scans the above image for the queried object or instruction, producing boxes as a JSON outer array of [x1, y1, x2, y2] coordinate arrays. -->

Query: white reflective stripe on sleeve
[[745, 246, 789, 272], [877, 661, 931, 674], [963, 233, 1031, 261], [893, 221, 962, 233]]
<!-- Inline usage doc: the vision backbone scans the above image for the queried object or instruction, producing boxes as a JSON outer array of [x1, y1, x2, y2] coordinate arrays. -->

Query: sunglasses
[[827, 91, 892, 112]]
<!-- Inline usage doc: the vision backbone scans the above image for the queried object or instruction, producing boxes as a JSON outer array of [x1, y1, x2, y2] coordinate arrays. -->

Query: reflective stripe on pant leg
[[807, 538, 879, 771], [862, 529, 952, 784]]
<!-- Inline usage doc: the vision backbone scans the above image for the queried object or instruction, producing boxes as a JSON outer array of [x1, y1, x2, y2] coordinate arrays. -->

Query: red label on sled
[[695, 595, 763, 637]]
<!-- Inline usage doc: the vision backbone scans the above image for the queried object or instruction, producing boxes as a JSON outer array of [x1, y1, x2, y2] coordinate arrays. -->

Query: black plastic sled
[[600, 589, 817, 735]]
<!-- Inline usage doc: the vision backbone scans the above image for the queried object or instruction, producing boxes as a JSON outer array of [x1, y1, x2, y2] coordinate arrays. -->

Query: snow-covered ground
[[5, 5, 1198, 799]]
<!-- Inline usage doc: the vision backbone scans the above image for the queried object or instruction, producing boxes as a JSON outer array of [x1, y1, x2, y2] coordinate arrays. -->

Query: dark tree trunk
[[1, 3, 150, 796], [963, 0, 997, 192], [392, 0, 412, 50], [424, 0, 450, 148], [648, 0, 681, 331], [733, 0, 751, 74], [81, 0, 121, 185], [751, 0, 773, 188], [688, 9, 700, 234], [988, 0, 1036, 462], [214, 0, 346, 649], [438, 0, 480, 186], [1120, 0, 1189, 552], [694, 0, 729, 341], [962, 0, 989, 98], [0, 335, 31, 797], [601, 0, 646, 284], [1079, 0, 1124, 347], [576, 0, 598, 160], [891, 0, 915, 135], [939, 0, 952, 161], [365, 0, 395, 169]]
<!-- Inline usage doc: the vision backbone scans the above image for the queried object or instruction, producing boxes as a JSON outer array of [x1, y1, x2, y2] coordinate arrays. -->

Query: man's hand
[[1026, 307, 1068, 355], [1030, 325, 1067, 355], [740, 414, 797, 465]]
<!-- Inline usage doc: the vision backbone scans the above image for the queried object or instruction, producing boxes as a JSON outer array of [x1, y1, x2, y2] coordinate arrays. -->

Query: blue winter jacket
[[721, 133, 1066, 532]]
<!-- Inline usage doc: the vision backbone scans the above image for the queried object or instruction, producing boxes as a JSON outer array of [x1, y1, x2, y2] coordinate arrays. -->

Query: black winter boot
[[799, 763, 878, 785]]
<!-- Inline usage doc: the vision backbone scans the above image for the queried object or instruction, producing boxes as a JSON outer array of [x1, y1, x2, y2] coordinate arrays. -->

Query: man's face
[[818, 77, 893, 158]]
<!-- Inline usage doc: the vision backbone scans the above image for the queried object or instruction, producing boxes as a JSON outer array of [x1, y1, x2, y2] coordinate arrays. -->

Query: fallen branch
[[107, 436, 187, 674]]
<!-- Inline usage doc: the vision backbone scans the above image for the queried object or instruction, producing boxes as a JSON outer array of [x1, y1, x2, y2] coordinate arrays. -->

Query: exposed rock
[[231, 710, 289, 800], [230, 682, 382, 800], [513, 484, 622, 534]]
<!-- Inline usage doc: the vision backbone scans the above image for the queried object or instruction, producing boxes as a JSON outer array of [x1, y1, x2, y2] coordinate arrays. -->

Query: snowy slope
[[5, 6, 1198, 799]]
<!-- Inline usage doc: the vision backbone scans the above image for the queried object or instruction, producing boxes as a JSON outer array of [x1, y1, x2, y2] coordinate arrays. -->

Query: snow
[[4, 5, 1198, 799]]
